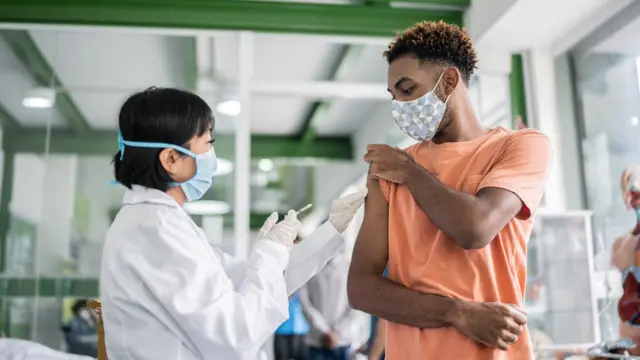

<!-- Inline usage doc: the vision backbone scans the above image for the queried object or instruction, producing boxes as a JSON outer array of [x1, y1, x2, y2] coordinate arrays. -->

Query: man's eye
[[401, 87, 414, 95]]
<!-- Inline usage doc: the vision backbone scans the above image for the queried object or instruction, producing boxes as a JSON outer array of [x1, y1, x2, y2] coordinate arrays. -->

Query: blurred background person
[[300, 245, 357, 360], [61, 299, 98, 357], [273, 238, 311, 360], [366, 317, 386, 360]]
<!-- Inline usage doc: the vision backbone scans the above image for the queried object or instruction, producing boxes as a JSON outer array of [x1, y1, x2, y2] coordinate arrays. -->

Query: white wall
[[76, 156, 125, 244], [554, 54, 587, 210], [10, 154, 46, 223], [524, 50, 575, 211]]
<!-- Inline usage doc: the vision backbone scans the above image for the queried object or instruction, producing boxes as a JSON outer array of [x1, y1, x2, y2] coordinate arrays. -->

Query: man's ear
[[158, 148, 179, 174], [442, 67, 460, 96]]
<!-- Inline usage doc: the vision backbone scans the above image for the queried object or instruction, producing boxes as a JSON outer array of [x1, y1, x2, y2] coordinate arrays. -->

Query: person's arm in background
[[365, 131, 552, 250], [332, 305, 361, 343], [347, 175, 527, 350], [298, 283, 332, 336], [368, 319, 386, 360]]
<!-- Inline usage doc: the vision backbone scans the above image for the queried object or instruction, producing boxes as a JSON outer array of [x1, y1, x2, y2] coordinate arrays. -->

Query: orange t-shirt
[[379, 127, 552, 360]]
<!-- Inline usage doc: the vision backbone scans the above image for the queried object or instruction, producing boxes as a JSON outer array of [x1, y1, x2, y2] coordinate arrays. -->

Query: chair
[[87, 300, 108, 360]]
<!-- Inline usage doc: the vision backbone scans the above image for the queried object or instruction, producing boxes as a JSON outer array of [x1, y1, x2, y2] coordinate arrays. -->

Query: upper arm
[[478, 131, 552, 221], [348, 175, 389, 283]]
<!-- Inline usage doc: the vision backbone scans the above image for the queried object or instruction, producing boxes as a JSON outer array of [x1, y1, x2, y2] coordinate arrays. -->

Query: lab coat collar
[[124, 185, 182, 209]]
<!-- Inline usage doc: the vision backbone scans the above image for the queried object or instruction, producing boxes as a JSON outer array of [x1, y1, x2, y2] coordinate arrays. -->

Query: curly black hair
[[383, 21, 478, 85]]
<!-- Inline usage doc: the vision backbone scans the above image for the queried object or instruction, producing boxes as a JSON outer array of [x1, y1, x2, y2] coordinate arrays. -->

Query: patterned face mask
[[391, 71, 450, 142]]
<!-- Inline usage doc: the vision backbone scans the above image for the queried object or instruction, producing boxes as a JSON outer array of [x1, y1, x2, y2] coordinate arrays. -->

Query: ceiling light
[[631, 116, 639, 127], [216, 100, 241, 116], [23, 87, 56, 109], [258, 158, 274, 172], [183, 200, 230, 216], [215, 158, 234, 176]]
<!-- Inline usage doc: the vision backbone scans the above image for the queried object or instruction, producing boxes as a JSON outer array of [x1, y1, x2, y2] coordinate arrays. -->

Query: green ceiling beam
[[298, 44, 359, 142], [3, 130, 353, 160], [374, 0, 469, 4], [0, 0, 463, 36], [298, 45, 350, 141], [224, 212, 298, 230], [0, 30, 90, 134]]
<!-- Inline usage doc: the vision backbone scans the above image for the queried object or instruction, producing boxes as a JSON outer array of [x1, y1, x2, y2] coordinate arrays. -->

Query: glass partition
[[0, 27, 240, 351], [525, 211, 600, 346]]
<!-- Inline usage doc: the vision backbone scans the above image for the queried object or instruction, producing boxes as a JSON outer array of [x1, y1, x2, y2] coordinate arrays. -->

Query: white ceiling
[[591, 15, 640, 55], [0, 28, 391, 137], [29, 30, 191, 130], [0, 22, 513, 142], [475, 0, 627, 52]]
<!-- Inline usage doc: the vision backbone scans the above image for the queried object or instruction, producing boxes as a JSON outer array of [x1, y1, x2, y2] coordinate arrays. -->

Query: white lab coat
[[0, 339, 94, 360], [100, 186, 344, 360]]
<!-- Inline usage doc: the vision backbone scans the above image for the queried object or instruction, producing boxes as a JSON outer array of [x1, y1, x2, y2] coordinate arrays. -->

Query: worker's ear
[[158, 148, 181, 175]]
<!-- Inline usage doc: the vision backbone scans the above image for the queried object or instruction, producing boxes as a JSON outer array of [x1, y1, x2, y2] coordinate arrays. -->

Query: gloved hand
[[329, 187, 368, 233], [258, 210, 302, 250]]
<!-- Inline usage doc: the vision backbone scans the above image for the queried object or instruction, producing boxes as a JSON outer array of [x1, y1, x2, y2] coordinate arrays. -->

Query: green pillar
[[509, 54, 528, 128], [0, 150, 15, 272], [0, 149, 14, 337]]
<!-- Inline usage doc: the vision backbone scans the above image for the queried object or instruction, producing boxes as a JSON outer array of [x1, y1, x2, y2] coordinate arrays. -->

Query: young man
[[347, 21, 552, 360]]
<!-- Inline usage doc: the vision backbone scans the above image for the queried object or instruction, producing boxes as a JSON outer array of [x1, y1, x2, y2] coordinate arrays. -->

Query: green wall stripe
[[4, 130, 353, 160], [0, 278, 99, 298]]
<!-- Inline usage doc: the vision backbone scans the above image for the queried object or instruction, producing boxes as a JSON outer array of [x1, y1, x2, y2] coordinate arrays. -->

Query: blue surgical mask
[[117, 131, 218, 202], [391, 70, 451, 142]]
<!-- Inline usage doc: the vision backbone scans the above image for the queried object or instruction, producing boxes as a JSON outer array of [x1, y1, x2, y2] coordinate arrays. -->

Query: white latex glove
[[329, 187, 368, 233], [258, 210, 302, 250]]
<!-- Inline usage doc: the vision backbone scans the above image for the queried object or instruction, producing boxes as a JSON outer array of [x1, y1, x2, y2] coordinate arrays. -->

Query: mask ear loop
[[433, 69, 452, 105], [118, 130, 125, 160]]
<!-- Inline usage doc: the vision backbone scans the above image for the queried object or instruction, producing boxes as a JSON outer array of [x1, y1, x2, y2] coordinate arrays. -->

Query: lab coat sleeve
[[131, 219, 290, 360], [197, 227, 257, 290], [298, 284, 332, 334], [210, 247, 247, 289], [284, 222, 344, 295]]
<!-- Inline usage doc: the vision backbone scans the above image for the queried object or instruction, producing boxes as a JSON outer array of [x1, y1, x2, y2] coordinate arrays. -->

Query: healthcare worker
[[100, 87, 366, 360]]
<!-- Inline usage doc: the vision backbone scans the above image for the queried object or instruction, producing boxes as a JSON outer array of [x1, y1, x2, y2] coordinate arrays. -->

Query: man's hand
[[450, 301, 527, 351], [363, 144, 418, 184], [321, 332, 338, 349]]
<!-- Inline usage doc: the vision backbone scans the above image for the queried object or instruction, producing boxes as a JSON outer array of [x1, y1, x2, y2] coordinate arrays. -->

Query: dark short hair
[[383, 20, 478, 85], [71, 299, 89, 315], [113, 87, 214, 191]]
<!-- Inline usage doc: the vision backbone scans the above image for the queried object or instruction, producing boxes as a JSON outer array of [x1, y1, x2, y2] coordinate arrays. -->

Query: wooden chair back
[[87, 300, 108, 360]]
